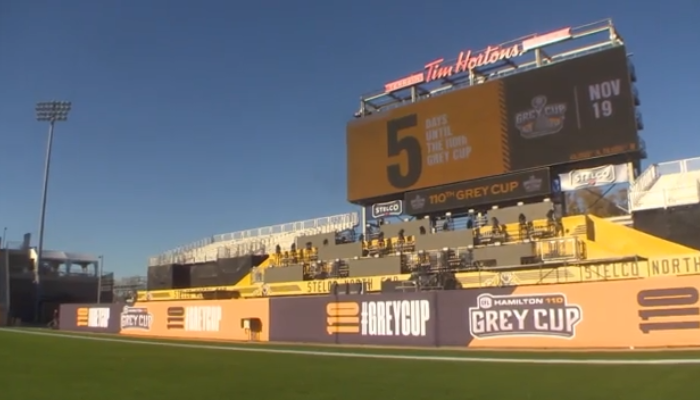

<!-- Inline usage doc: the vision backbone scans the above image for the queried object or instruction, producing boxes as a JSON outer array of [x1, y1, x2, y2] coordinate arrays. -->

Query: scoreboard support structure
[[357, 19, 629, 116]]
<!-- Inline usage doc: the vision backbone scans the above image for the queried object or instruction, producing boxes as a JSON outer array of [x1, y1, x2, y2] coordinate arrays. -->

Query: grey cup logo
[[410, 195, 426, 211], [120, 306, 153, 330], [469, 293, 582, 339], [569, 165, 615, 189], [514, 95, 567, 139], [523, 175, 543, 192], [371, 200, 403, 218]]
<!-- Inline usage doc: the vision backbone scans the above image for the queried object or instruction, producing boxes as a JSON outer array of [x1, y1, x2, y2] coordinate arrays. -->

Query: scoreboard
[[347, 46, 638, 203]]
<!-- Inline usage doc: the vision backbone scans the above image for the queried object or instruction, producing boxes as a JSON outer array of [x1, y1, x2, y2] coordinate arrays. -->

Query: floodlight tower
[[34, 101, 71, 317]]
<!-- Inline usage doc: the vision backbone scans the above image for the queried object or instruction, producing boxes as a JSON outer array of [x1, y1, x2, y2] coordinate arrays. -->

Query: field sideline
[[2, 329, 699, 400], [4, 328, 700, 364]]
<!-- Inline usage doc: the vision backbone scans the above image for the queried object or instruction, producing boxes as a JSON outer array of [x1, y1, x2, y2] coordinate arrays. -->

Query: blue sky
[[1, 0, 698, 276]]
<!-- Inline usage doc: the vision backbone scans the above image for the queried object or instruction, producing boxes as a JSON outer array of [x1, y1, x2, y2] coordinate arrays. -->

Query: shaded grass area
[[1, 330, 698, 400], [24, 328, 700, 360]]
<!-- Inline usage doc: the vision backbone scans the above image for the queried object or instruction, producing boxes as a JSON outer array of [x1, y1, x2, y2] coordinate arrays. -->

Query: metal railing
[[148, 212, 359, 266], [656, 157, 700, 175], [536, 237, 584, 263], [359, 19, 621, 114], [629, 180, 700, 211], [632, 157, 700, 195], [630, 163, 658, 195], [213, 213, 358, 242], [630, 156, 700, 209]]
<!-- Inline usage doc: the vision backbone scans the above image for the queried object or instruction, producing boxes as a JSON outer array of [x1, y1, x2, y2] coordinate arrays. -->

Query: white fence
[[148, 212, 359, 266], [629, 157, 700, 212]]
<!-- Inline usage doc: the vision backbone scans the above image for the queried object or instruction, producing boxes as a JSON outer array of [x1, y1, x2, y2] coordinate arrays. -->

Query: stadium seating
[[629, 157, 700, 211], [148, 213, 358, 267], [257, 205, 691, 283], [138, 157, 700, 300]]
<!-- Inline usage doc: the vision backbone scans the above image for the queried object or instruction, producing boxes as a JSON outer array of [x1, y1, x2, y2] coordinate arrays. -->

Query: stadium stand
[[136, 156, 700, 302], [132, 19, 698, 302], [630, 157, 700, 251], [145, 213, 359, 291], [113, 276, 147, 302], [1, 245, 111, 322], [629, 157, 700, 211], [149, 213, 358, 267]]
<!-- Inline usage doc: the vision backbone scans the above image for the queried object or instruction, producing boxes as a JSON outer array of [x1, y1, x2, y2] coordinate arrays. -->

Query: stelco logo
[[370, 200, 403, 218], [326, 300, 431, 337], [468, 293, 582, 339], [120, 306, 153, 330], [568, 165, 616, 189]]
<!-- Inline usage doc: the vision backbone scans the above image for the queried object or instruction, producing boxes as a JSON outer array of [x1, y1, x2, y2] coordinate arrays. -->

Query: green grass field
[[1, 330, 699, 400]]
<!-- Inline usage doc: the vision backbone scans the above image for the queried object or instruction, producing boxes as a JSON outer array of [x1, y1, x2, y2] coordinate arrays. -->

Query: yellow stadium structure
[[138, 157, 700, 302]]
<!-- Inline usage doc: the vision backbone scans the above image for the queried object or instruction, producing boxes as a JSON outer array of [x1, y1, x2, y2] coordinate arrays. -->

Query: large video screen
[[347, 46, 638, 203]]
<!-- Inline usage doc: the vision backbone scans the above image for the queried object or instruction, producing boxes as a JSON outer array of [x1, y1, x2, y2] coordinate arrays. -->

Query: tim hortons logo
[[424, 45, 523, 82], [383, 28, 572, 93], [385, 44, 523, 92]]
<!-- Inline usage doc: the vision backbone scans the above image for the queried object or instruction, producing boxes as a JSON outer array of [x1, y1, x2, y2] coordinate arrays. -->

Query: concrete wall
[[265, 265, 304, 283], [489, 202, 554, 225], [415, 230, 473, 252], [347, 257, 403, 278], [472, 242, 536, 266]]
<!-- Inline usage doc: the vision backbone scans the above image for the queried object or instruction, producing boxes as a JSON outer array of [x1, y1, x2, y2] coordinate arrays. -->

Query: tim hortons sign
[[384, 28, 572, 93]]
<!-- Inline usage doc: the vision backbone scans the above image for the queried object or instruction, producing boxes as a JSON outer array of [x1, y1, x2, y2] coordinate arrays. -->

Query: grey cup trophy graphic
[[515, 95, 567, 139]]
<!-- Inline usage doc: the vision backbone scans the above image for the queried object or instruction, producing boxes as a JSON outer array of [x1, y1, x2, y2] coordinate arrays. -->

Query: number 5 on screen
[[386, 114, 421, 189]]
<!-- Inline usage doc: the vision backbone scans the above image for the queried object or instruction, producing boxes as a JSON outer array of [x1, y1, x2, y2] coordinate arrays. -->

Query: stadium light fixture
[[34, 101, 72, 319]]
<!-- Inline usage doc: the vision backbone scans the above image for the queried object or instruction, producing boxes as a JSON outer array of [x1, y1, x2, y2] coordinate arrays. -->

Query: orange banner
[[119, 298, 270, 342], [466, 275, 700, 349]]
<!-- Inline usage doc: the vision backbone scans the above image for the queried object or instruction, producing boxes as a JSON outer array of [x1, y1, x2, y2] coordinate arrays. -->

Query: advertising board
[[370, 200, 404, 218], [347, 46, 638, 203], [269, 275, 700, 349], [384, 27, 572, 93], [558, 164, 629, 191], [119, 299, 270, 341], [442, 275, 700, 349], [404, 168, 550, 215], [269, 293, 438, 346], [59, 304, 124, 334]]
